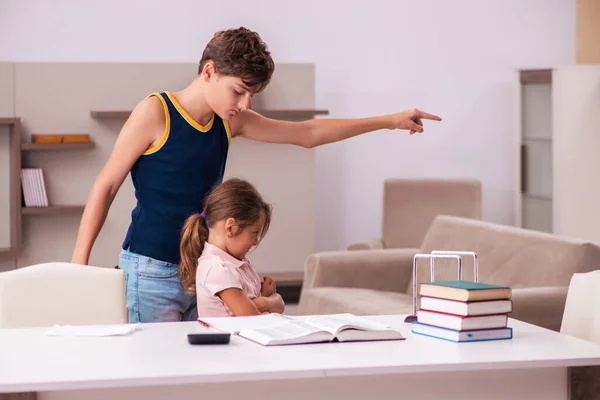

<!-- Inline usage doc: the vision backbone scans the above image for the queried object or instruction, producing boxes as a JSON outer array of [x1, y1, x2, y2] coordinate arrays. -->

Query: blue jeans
[[118, 249, 197, 323]]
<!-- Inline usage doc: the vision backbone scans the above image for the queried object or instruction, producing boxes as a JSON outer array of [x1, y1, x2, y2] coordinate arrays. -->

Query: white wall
[[0, 0, 576, 252]]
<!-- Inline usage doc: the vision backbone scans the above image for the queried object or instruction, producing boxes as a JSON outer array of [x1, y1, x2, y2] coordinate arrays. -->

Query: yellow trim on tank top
[[165, 91, 214, 132], [143, 93, 171, 155], [223, 119, 232, 143]]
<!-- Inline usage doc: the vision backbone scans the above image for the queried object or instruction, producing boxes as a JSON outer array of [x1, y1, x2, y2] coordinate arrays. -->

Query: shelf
[[22, 205, 85, 216], [21, 142, 95, 151], [91, 111, 131, 119], [0, 247, 17, 257], [520, 69, 552, 85], [523, 137, 551, 143], [523, 193, 552, 201], [0, 117, 19, 125], [91, 109, 329, 120]]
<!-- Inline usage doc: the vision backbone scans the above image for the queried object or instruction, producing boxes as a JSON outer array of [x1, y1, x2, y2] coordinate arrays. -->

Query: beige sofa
[[298, 216, 600, 331], [348, 178, 482, 250]]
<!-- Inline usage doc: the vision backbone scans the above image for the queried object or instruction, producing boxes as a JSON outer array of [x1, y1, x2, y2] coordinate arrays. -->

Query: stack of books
[[411, 280, 513, 342], [21, 168, 49, 208]]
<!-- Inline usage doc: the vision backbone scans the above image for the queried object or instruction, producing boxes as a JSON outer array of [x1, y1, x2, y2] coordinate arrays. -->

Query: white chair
[[560, 270, 600, 400], [0, 262, 127, 328], [561, 270, 600, 343]]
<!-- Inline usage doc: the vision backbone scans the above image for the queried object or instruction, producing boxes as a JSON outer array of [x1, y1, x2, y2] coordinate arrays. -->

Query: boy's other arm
[[229, 108, 442, 148], [71, 96, 165, 265]]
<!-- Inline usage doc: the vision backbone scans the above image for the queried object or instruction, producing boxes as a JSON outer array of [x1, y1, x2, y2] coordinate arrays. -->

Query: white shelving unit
[[516, 65, 600, 242], [516, 69, 553, 233]]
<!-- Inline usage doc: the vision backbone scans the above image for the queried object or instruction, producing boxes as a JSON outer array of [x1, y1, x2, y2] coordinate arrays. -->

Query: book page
[[239, 320, 333, 346], [244, 320, 327, 340], [304, 314, 393, 335], [198, 313, 288, 334]]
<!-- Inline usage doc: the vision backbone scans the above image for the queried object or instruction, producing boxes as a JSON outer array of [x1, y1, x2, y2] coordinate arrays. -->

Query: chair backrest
[[382, 178, 482, 249], [560, 270, 600, 343], [0, 262, 127, 328], [412, 215, 600, 291]]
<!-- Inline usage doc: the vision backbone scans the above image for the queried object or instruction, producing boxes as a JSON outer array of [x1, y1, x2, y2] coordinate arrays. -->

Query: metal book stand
[[404, 250, 479, 323]]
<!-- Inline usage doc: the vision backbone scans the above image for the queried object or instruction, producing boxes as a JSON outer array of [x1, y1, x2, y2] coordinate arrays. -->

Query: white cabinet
[[516, 66, 600, 242]]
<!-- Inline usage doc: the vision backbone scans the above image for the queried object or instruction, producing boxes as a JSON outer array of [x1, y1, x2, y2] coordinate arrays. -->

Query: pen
[[198, 320, 211, 328]]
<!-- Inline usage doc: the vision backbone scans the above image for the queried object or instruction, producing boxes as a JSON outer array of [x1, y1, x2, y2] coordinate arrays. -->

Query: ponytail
[[178, 213, 207, 293]]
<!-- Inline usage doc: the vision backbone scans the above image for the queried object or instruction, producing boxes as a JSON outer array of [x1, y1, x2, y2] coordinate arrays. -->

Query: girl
[[178, 178, 285, 317]]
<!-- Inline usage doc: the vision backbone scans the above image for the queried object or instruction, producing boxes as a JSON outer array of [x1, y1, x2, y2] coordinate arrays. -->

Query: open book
[[198, 313, 405, 346]]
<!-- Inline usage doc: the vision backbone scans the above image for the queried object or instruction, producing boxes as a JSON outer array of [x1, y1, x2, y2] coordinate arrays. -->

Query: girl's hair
[[178, 178, 272, 293]]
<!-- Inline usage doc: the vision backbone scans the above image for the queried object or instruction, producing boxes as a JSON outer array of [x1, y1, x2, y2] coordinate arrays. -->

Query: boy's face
[[204, 65, 254, 120]]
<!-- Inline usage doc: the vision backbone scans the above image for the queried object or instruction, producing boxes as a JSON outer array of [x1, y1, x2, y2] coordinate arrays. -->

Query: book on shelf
[[32, 134, 90, 144], [198, 313, 405, 346], [20, 168, 48, 208]]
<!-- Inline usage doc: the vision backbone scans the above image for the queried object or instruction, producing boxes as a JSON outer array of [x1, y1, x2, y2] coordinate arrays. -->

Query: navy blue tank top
[[122, 91, 230, 264]]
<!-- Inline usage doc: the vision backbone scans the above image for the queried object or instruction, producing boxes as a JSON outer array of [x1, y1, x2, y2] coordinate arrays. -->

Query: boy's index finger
[[418, 110, 442, 121]]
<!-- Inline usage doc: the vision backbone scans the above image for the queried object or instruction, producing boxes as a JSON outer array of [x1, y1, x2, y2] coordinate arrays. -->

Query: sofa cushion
[[382, 179, 482, 248], [298, 287, 414, 316], [409, 216, 600, 291]]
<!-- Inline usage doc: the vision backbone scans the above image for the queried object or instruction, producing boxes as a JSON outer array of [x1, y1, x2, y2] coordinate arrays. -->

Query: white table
[[2, 315, 600, 400]]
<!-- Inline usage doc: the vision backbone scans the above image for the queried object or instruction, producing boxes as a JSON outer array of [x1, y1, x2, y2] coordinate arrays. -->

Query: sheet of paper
[[45, 324, 139, 337]]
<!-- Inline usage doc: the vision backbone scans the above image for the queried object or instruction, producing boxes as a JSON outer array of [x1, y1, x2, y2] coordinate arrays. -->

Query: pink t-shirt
[[195, 242, 262, 317]]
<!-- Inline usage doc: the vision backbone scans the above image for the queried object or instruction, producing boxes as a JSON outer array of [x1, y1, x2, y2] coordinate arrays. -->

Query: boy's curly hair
[[198, 27, 275, 93]]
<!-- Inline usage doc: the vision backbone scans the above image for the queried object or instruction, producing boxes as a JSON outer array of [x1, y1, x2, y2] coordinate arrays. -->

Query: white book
[[37, 168, 49, 207], [24, 168, 38, 207], [20, 169, 33, 207], [417, 309, 508, 331], [29, 168, 41, 207], [198, 313, 405, 346], [33, 168, 46, 207], [419, 296, 513, 316]]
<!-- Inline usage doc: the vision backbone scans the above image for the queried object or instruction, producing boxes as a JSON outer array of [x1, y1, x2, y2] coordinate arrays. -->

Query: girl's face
[[225, 213, 265, 260]]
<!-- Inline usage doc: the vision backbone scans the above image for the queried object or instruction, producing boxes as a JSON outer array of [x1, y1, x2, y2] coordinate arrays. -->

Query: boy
[[72, 27, 441, 323]]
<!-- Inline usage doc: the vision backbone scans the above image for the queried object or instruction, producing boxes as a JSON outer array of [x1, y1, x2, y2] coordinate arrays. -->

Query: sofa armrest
[[302, 248, 419, 293], [347, 239, 385, 251], [510, 286, 569, 332]]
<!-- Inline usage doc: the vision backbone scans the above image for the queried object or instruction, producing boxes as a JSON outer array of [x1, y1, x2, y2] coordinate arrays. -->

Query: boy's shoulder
[[136, 94, 167, 120]]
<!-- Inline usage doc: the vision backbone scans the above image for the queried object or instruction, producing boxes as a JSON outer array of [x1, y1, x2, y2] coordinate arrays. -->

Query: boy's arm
[[71, 97, 165, 265], [228, 108, 442, 148]]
